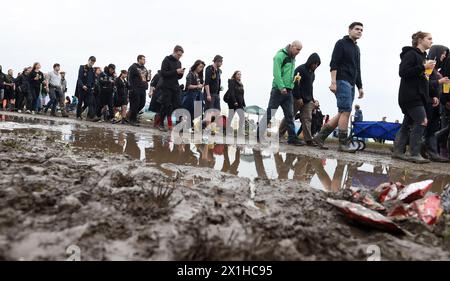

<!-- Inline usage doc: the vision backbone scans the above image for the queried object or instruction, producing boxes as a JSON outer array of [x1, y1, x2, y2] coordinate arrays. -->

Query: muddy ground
[[0, 112, 450, 261]]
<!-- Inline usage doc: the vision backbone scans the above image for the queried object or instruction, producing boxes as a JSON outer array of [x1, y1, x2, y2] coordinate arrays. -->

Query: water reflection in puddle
[[1, 116, 449, 193]]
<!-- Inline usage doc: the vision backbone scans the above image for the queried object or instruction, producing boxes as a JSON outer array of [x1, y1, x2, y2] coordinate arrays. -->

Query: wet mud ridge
[[1, 128, 450, 261]]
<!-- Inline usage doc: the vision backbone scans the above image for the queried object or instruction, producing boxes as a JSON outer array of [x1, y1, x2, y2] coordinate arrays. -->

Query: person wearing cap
[[76, 56, 99, 121], [99, 64, 117, 121], [204, 55, 223, 111]]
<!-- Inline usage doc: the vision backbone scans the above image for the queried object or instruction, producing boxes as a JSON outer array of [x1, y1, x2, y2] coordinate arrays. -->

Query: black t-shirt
[[29, 70, 45, 90], [204, 65, 221, 95], [186, 71, 203, 92]]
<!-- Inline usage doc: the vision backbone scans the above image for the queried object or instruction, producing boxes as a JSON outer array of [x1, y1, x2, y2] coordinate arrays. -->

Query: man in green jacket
[[259, 40, 305, 146]]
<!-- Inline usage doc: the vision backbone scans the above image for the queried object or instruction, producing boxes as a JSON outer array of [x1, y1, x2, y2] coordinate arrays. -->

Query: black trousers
[[76, 90, 96, 119], [158, 87, 180, 127], [15, 90, 25, 111], [26, 88, 38, 111], [129, 89, 146, 122], [100, 90, 114, 119]]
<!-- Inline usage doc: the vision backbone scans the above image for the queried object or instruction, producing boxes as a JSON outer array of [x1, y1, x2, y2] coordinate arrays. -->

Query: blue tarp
[[352, 122, 401, 141]]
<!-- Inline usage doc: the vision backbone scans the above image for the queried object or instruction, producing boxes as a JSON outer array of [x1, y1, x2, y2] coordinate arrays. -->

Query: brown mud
[[0, 112, 449, 260]]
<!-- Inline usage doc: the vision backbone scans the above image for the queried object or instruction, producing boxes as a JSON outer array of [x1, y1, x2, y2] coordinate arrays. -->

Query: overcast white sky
[[1, 0, 448, 122]]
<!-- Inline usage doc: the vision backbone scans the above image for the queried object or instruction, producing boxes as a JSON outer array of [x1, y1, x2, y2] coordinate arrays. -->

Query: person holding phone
[[157, 45, 185, 131]]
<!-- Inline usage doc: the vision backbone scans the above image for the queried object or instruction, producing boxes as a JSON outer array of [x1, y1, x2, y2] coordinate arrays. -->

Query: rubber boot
[[392, 125, 410, 161], [338, 130, 357, 153], [408, 125, 430, 164], [312, 124, 334, 150]]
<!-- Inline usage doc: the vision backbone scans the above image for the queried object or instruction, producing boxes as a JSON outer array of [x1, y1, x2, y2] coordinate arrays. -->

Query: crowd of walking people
[[1, 22, 450, 163]]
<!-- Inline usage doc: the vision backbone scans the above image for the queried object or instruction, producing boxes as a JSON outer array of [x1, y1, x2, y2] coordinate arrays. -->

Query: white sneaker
[[31, 111, 36, 115], [26, 110, 31, 114], [18, 110, 22, 113]]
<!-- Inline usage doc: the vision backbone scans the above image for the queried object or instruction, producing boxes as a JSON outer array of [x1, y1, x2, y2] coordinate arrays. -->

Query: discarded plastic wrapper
[[327, 199, 405, 234], [397, 180, 434, 203], [350, 187, 386, 211], [387, 203, 416, 221], [412, 195, 443, 225], [388, 195, 443, 225], [374, 182, 405, 203]]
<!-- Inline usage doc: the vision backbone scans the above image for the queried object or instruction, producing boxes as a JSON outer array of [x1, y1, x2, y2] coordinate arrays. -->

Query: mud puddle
[[1, 115, 448, 194]]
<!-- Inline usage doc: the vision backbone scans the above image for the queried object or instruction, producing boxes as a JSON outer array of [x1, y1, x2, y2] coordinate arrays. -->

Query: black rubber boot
[[312, 125, 334, 150], [408, 125, 430, 164], [392, 124, 410, 161]]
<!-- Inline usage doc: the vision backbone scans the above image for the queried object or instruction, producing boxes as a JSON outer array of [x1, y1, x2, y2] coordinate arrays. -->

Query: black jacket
[[293, 53, 321, 102], [16, 74, 30, 93], [99, 71, 116, 93], [398, 47, 429, 112], [0, 66, 5, 90], [128, 63, 149, 91], [160, 55, 183, 89], [75, 65, 96, 98], [226, 79, 245, 109], [4, 75, 15, 93], [330, 36, 362, 89], [115, 77, 128, 96]]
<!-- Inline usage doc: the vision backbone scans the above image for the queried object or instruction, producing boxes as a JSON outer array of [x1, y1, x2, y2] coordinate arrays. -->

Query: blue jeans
[[336, 80, 355, 113], [260, 88, 296, 142], [46, 87, 61, 113]]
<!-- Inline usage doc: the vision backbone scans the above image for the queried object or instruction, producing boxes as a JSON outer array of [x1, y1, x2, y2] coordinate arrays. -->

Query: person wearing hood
[[424, 45, 450, 162], [157, 45, 185, 131], [128, 55, 150, 126], [0, 66, 6, 110], [258, 40, 305, 146], [279, 53, 321, 146], [313, 22, 365, 153], [224, 71, 246, 136], [99, 64, 116, 121], [15, 67, 31, 112], [392, 31, 437, 164]]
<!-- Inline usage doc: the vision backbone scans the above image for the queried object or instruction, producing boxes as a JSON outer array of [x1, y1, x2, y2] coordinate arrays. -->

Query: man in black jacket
[[280, 53, 321, 146], [313, 22, 365, 153], [157, 45, 185, 131], [76, 56, 99, 121], [128, 55, 150, 126]]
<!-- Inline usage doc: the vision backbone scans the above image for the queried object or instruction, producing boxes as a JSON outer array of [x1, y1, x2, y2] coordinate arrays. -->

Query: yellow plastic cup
[[443, 83, 450, 94]]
